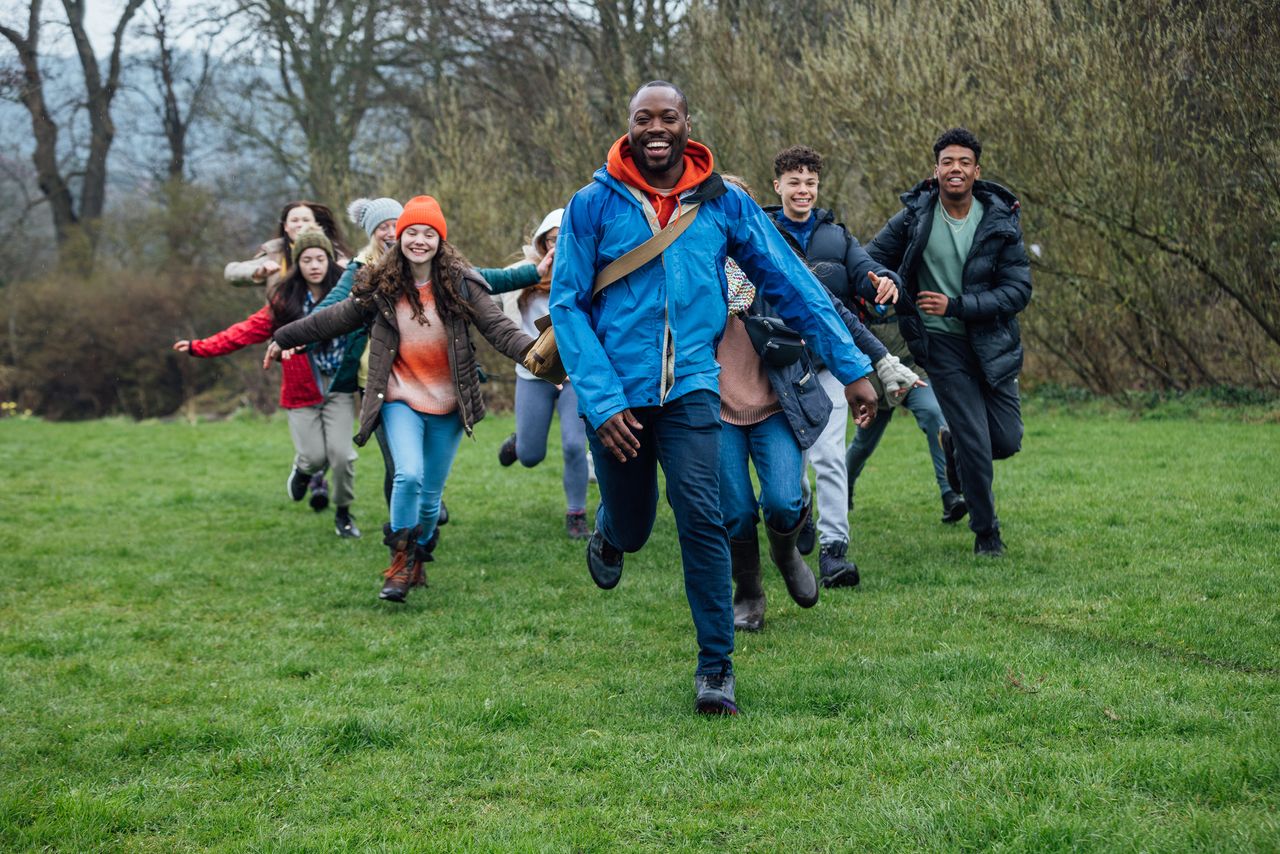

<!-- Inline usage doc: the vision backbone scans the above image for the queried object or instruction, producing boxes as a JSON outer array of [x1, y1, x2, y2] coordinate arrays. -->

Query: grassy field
[[1, 403, 1278, 851]]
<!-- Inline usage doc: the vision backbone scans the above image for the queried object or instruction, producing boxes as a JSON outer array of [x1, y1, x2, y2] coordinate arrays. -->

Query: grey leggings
[[514, 375, 589, 513]]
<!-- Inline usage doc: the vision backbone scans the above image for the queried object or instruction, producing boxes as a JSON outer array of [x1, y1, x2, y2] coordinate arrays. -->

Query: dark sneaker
[[796, 502, 816, 556], [586, 529, 623, 589], [438, 500, 449, 526], [498, 433, 518, 467], [694, 672, 739, 715], [819, 540, 860, 589], [566, 512, 589, 540], [335, 507, 361, 539], [941, 492, 968, 524], [309, 474, 329, 512], [287, 466, 310, 502], [939, 427, 961, 494], [975, 530, 1006, 557]]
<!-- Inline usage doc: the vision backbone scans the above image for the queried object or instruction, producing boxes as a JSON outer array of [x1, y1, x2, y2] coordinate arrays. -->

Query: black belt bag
[[743, 315, 806, 367]]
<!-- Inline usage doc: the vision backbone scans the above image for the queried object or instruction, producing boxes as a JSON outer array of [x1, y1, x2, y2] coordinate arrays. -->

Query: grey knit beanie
[[347, 197, 404, 237]]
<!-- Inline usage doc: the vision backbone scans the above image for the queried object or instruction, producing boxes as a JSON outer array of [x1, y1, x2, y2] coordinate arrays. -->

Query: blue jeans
[[719, 412, 805, 540], [381, 402, 464, 545], [515, 376, 589, 514], [846, 383, 953, 504], [585, 389, 733, 677]]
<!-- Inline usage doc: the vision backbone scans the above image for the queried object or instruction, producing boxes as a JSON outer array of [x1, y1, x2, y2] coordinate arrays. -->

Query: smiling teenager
[[764, 144, 916, 589], [224, 200, 351, 290], [270, 196, 535, 602], [279, 197, 547, 537], [549, 82, 879, 715], [866, 128, 1032, 557], [176, 229, 361, 538]]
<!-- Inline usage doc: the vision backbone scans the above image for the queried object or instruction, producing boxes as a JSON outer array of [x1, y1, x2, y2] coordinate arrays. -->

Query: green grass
[[1, 405, 1278, 851]]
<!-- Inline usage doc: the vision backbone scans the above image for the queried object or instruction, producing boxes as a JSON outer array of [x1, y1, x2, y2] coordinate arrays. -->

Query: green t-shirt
[[919, 197, 984, 337]]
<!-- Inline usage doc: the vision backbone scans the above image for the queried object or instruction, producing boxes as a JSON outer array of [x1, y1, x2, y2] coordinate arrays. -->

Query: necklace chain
[[940, 204, 971, 233]]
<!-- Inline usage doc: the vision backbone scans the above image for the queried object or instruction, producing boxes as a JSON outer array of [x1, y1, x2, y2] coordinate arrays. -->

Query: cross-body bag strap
[[591, 202, 701, 296]]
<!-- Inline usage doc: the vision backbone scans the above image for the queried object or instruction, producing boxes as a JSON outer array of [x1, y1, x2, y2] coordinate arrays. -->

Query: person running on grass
[[764, 144, 911, 590], [176, 229, 361, 538], [495, 209, 592, 540], [865, 128, 1031, 557], [549, 81, 878, 715], [270, 196, 534, 602], [269, 197, 548, 536], [716, 175, 915, 632], [224, 200, 350, 290]]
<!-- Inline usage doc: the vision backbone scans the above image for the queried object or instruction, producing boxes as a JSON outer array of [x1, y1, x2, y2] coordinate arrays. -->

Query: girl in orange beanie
[[270, 196, 536, 603]]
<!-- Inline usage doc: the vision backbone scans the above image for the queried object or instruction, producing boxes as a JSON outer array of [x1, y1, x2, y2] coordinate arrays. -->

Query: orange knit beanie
[[395, 195, 448, 241]]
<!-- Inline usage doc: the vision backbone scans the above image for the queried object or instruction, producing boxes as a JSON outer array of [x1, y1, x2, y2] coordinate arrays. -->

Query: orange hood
[[607, 135, 714, 227]]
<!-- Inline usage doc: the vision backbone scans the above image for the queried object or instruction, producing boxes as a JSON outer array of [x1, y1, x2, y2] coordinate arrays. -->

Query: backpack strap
[[592, 202, 701, 296]]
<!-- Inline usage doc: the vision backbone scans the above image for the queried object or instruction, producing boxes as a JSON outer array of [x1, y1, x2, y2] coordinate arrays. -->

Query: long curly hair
[[355, 237, 476, 325]]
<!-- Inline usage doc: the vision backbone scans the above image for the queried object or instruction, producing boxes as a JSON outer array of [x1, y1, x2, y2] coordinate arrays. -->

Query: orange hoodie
[[606, 135, 714, 228]]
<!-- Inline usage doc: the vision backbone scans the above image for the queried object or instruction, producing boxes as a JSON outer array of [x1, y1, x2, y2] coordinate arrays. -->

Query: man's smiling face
[[935, 144, 980, 202], [627, 86, 690, 184]]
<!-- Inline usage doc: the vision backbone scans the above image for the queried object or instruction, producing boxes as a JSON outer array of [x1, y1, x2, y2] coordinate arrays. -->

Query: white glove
[[874, 354, 920, 408]]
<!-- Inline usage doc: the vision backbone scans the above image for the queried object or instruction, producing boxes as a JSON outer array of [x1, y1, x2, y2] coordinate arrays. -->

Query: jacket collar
[[901, 178, 1021, 220]]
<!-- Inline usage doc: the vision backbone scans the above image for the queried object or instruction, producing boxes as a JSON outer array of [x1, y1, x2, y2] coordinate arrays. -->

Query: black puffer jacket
[[866, 179, 1031, 387], [763, 206, 895, 307]]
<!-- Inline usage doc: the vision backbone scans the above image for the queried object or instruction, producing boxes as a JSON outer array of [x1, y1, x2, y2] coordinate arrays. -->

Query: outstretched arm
[[273, 297, 369, 351], [180, 305, 275, 357]]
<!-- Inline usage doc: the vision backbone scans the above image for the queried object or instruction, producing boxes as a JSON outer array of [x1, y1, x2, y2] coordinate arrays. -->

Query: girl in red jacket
[[174, 230, 361, 538]]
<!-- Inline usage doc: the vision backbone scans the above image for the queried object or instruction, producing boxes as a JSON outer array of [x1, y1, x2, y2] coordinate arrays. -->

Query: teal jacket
[[314, 257, 540, 392]]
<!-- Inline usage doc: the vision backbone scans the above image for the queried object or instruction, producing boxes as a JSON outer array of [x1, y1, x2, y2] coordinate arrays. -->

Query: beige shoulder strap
[[592, 203, 701, 296]]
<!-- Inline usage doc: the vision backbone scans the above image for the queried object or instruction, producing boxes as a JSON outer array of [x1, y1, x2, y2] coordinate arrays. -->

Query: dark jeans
[[923, 332, 1023, 536], [719, 412, 805, 539], [585, 389, 734, 677]]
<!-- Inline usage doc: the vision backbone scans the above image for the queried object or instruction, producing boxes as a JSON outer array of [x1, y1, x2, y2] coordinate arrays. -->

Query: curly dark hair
[[355, 238, 477, 325], [268, 249, 342, 326], [275, 201, 350, 259], [933, 128, 982, 163], [773, 144, 823, 178]]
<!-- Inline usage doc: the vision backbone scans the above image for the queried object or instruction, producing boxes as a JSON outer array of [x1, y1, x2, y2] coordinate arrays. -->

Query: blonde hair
[[360, 235, 388, 266]]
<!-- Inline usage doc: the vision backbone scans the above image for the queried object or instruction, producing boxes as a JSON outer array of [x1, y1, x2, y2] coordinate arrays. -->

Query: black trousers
[[923, 332, 1023, 536]]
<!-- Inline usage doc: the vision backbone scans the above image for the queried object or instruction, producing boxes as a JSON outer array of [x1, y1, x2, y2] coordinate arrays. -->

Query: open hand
[[536, 245, 556, 278]]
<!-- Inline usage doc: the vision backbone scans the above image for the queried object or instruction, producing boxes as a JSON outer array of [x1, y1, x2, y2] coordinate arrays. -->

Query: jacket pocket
[[793, 370, 830, 427]]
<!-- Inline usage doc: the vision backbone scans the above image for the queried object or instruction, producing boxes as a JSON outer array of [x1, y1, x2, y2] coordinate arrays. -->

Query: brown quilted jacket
[[273, 270, 534, 444]]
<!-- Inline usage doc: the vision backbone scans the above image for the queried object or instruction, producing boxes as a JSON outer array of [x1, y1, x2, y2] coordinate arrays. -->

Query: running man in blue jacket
[[549, 81, 879, 715]]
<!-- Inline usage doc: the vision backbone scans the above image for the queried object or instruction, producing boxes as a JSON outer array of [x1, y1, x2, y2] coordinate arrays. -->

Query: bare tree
[[139, 0, 217, 182], [1, 0, 145, 260], [225, 0, 424, 204]]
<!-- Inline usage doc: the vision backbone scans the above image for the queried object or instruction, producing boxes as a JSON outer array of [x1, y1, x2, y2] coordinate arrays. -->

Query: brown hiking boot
[[380, 526, 420, 602]]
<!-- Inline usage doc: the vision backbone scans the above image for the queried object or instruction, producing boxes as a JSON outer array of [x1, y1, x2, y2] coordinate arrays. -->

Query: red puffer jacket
[[189, 305, 324, 409]]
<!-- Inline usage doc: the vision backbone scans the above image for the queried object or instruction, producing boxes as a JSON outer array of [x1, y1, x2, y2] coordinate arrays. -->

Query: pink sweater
[[717, 315, 780, 426], [385, 285, 458, 415]]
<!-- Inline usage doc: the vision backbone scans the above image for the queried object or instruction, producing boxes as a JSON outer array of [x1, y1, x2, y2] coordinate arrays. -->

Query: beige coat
[[224, 237, 349, 288]]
